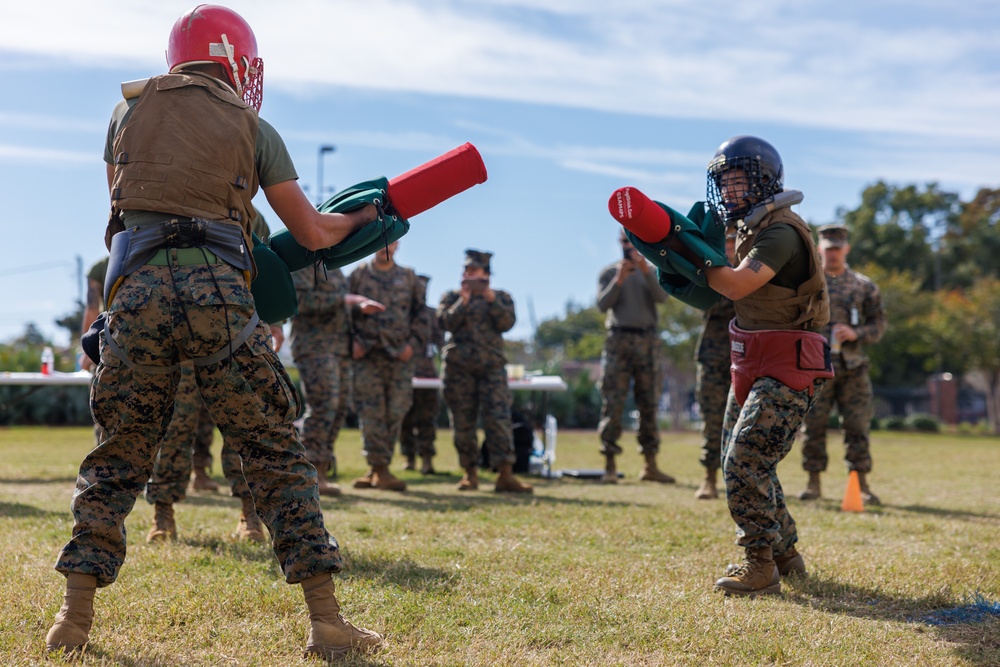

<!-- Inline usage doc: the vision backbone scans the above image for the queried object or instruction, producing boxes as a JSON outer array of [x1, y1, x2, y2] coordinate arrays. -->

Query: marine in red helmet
[[46, 5, 382, 660]]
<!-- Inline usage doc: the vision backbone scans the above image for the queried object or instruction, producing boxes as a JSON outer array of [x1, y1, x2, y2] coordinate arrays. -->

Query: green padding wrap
[[250, 233, 298, 324], [268, 178, 411, 272], [656, 271, 722, 310], [626, 201, 727, 311], [626, 201, 727, 287]]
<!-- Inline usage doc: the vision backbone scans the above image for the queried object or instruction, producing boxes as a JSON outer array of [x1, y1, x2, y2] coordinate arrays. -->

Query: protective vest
[[108, 72, 259, 242], [734, 200, 829, 331]]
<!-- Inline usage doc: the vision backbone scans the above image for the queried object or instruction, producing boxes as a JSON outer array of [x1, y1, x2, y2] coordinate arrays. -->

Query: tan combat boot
[[314, 462, 342, 498], [725, 546, 807, 578], [352, 468, 375, 488], [301, 574, 383, 659], [457, 466, 479, 491], [403, 455, 416, 471], [146, 501, 177, 542], [600, 455, 618, 485], [774, 547, 807, 576], [695, 467, 719, 499], [639, 453, 676, 484], [857, 472, 881, 505], [46, 573, 97, 654], [420, 455, 437, 475], [798, 471, 822, 500], [371, 465, 407, 492], [495, 463, 533, 494], [190, 466, 220, 492], [714, 546, 781, 597], [234, 496, 267, 543]]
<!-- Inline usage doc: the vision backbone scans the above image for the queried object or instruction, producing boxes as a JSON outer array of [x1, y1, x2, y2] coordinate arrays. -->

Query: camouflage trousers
[[722, 376, 826, 552], [145, 362, 252, 505], [298, 353, 351, 467], [192, 398, 215, 469], [597, 331, 661, 456], [801, 360, 874, 473], [400, 388, 439, 459], [353, 351, 415, 467], [55, 264, 341, 587], [442, 362, 514, 469], [696, 355, 731, 471]]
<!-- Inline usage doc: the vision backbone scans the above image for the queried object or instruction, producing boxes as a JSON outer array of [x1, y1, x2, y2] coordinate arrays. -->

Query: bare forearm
[[263, 180, 377, 251], [705, 257, 775, 301]]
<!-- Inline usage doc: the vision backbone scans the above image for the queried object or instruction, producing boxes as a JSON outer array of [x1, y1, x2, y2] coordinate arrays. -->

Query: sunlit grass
[[1, 425, 998, 666]]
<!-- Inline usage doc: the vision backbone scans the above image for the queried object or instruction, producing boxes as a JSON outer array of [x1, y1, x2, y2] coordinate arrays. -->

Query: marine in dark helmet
[[700, 136, 833, 596]]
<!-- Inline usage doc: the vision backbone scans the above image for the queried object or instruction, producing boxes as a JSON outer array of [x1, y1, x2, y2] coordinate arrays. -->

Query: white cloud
[[2, 0, 998, 142]]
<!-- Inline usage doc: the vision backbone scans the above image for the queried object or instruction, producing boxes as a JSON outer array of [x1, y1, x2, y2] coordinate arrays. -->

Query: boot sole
[[714, 582, 782, 597]]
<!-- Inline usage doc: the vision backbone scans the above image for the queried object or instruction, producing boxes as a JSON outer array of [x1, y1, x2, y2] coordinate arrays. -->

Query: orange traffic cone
[[841, 471, 865, 513]]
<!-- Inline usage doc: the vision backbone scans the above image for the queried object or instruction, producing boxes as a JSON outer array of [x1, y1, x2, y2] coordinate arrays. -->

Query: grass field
[[1, 425, 998, 666]]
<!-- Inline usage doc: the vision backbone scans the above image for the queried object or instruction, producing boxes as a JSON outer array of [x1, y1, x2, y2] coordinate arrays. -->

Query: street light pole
[[316, 144, 336, 206]]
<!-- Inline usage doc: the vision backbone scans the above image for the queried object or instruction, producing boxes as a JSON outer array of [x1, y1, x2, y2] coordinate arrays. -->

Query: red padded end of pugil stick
[[607, 187, 673, 243], [387, 143, 488, 219]]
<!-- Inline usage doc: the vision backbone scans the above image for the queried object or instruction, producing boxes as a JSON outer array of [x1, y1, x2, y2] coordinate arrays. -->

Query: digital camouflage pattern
[[438, 288, 517, 468], [695, 297, 735, 470], [802, 267, 886, 473], [56, 263, 341, 587], [291, 265, 352, 467], [401, 303, 445, 460], [721, 377, 826, 553], [597, 331, 662, 457], [349, 261, 423, 466], [145, 364, 253, 504]]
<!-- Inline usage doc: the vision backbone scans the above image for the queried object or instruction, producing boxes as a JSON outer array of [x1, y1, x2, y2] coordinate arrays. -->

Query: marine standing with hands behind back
[[47, 6, 383, 659], [799, 224, 887, 504], [596, 231, 674, 485], [349, 240, 423, 492], [693, 232, 737, 500]]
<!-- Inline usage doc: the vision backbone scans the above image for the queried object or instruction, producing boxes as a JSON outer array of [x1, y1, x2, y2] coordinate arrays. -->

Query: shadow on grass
[[342, 551, 457, 593], [0, 476, 78, 485], [784, 576, 1000, 667], [0, 500, 64, 518], [889, 503, 999, 522], [790, 497, 999, 522], [327, 486, 643, 513]]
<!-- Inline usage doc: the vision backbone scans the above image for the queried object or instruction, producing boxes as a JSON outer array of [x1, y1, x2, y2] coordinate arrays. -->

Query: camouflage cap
[[817, 223, 849, 247], [464, 249, 493, 272]]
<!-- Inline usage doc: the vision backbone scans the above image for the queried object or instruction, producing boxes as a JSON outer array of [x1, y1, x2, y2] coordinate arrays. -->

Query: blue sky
[[1, 0, 998, 346]]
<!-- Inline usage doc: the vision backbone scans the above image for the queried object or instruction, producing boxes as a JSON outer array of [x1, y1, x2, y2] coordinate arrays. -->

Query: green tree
[[929, 278, 1000, 433], [838, 182, 958, 290], [859, 263, 939, 386], [940, 187, 1000, 288]]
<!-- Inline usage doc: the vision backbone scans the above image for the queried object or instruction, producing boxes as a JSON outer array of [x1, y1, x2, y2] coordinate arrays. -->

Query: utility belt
[[609, 325, 655, 335], [85, 218, 259, 375], [104, 218, 251, 308], [729, 321, 833, 407]]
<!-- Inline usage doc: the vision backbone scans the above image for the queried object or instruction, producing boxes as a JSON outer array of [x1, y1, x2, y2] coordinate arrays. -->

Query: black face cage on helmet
[[706, 156, 782, 227]]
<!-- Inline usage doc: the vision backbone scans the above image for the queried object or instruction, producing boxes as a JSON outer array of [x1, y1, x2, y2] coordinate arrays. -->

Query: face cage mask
[[707, 157, 776, 226], [221, 34, 264, 111]]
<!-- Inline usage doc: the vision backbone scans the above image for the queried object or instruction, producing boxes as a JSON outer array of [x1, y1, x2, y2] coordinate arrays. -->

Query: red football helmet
[[166, 5, 264, 110]]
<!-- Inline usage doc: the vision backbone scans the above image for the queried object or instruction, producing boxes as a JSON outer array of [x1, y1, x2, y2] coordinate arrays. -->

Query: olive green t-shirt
[[746, 223, 811, 289]]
